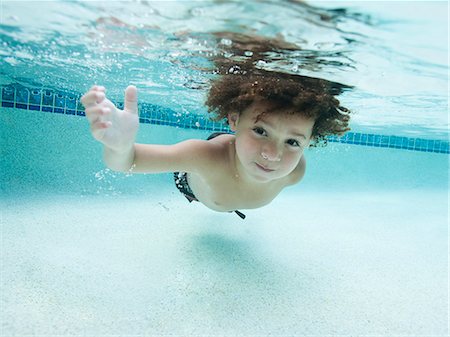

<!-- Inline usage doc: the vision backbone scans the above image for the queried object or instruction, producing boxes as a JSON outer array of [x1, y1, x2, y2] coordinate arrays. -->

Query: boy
[[81, 70, 350, 219]]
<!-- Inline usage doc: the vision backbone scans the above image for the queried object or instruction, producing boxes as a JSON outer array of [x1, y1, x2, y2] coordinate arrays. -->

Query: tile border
[[2, 84, 449, 154]]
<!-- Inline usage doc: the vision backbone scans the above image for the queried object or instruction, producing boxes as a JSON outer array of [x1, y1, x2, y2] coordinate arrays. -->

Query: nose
[[261, 142, 282, 162]]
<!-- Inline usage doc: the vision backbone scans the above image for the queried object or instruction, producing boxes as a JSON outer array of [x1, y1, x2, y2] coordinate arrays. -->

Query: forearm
[[103, 144, 135, 172]]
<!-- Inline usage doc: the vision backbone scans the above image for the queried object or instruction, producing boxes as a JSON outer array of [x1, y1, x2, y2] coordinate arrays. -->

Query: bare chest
[[187, 171, 284, 212]]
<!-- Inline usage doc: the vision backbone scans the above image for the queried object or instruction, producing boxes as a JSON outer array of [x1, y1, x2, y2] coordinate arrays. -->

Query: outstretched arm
[[81, 85, 217, 174], [131, 139, 217, 174]]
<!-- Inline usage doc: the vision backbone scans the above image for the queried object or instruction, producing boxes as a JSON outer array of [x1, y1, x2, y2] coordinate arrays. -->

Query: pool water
[[1, 0, 448, 335], [2, 107, 448, 335]]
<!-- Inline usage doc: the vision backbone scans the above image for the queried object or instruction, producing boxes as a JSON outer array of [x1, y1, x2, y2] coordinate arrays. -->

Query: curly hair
[[205, 68, 351, 146]]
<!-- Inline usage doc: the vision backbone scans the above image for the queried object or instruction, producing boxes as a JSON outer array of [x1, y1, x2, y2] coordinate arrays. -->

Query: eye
[[252, 127, 267, 136], [286, 139, 302, 147]]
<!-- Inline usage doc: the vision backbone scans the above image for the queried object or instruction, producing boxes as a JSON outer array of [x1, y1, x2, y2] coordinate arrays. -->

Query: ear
[[227, 112, 240, 131]]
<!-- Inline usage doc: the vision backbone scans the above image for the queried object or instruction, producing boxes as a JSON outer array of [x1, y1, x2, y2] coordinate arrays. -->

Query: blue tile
[[76, 100, 84, 115], [401, 137, 409, 147], [42, 90, 54, 107], [54, 93, 65, 108], [415, 139, 426, 150], [389, 136, 402, 146], [380, 135, 389, 146], [2, 101, 13, 107], [30, 89, 42, 105], [360, 134, 368, 145], [2, 86, 15, 101], [66, 96, 76, 109], [16, 87, 29, 104], [15, 103, 27, 109], [433, 140, 442, 149]]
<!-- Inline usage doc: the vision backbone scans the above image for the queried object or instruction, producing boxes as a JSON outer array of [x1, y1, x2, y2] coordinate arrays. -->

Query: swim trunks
[[173, 132, 246, 219]]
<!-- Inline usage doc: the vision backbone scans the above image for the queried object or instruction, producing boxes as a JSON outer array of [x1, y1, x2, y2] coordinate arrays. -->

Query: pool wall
[[1, 104, 448, 199]]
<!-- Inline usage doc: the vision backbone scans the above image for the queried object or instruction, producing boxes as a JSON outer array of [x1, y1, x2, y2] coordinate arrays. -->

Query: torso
[[187, 134, 302, 212]]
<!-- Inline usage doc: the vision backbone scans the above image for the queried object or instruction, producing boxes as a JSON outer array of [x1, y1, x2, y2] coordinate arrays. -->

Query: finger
[[91, 120, 111, 130], [85, 106, 110, 123], [81, 91, 105, 108], [81, 91, 97, 107], [124, 85, 138, 114], [90, 85, 106, 92]]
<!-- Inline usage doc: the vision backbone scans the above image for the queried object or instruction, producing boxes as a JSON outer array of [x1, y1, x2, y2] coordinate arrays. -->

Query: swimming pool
[[1, 1, 448, 335]]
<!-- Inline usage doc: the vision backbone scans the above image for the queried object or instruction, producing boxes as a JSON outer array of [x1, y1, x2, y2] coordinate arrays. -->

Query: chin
[[249, 170, 278, 182]]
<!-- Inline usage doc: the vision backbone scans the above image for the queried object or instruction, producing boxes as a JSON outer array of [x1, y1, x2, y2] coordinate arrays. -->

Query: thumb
[[124, 85, 138, 114]]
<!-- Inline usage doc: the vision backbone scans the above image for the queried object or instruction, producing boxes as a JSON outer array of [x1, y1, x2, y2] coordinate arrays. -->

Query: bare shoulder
[[187, 133, 234, 153], [178, 134, 234, 170], [173, 137, 226, 164], [285, 155, 307, 186], [206, 133, 235, 145], [199, 133, 235, 161]]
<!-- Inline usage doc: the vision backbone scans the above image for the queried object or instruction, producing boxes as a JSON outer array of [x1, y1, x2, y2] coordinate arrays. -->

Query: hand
[[81, 85, 140, 153]]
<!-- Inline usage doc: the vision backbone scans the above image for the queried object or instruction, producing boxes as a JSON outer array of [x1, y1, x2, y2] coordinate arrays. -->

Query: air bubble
[[220, 38, 232, 46], [256, 60, 267, 67]]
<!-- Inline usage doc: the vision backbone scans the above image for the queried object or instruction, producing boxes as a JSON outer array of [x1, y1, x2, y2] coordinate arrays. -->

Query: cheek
[[236, 134, 259, 158], [281, 151, 303, 169]]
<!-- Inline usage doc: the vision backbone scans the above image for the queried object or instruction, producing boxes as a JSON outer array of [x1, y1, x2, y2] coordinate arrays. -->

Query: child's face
[[228, 100, 315, 182]]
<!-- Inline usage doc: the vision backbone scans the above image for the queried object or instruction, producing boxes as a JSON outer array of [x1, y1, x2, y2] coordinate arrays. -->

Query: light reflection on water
[[0, 0, 447, 139]]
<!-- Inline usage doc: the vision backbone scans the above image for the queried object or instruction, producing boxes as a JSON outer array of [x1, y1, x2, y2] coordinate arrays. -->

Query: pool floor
[[2, 188, 447, 335]]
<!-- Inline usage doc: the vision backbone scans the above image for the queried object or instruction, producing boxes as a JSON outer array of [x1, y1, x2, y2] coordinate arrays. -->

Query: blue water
[[1, 1, 448, 335], [1, 0, 448, 138]]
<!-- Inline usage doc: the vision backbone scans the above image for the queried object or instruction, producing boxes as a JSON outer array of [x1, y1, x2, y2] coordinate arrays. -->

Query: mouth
[[255, 162, 275, 172]]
